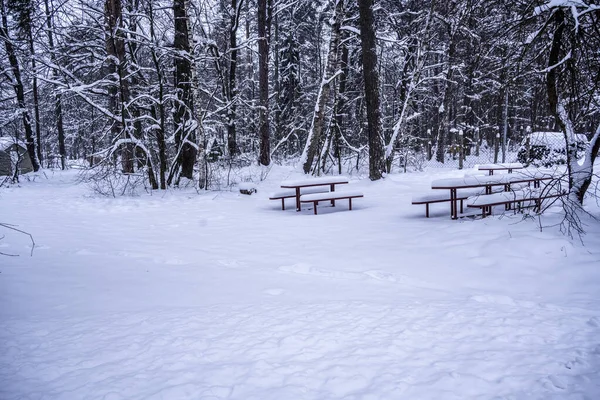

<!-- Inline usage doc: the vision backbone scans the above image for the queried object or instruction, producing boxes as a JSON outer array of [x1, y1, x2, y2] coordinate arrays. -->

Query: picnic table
[[477, 163, 524, 175], [280, 176, 349, 211], [431, 170, 555, 219]]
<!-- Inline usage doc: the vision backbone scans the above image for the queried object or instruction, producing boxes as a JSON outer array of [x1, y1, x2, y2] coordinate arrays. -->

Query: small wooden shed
[[0, 137, 34, 176]]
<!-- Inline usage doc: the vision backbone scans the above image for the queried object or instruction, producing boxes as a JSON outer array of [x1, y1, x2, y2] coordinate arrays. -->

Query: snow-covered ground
[[1, 166, 600, 399]]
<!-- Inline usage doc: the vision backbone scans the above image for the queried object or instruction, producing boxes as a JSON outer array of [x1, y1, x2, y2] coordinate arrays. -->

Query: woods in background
[[0, 0, 598, 199]]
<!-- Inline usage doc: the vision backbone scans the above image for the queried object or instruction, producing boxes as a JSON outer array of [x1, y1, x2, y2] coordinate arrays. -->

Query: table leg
[[330, 184, 336, 206], [295, 187, 301, 211], [451, 188, 457, 220]]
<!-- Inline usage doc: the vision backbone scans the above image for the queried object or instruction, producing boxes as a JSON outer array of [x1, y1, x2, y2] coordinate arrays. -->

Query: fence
[[396, 131, 577, 172]]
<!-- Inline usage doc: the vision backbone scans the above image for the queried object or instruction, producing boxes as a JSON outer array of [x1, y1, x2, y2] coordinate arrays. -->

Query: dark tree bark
[[0, 0, 39, 171], [147, 0, 167, 189], [44, 0, 66, 170], [26, 15, 42, 163], [257, 0, 270, 166], [105, 0, 133, 173], [357, 0, 384, 180], [169, 0, 197, 183], [226, 0, 244, 156], [333, 35, 349, 175]]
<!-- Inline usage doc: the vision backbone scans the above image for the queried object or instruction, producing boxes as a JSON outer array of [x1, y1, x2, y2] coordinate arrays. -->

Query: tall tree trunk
[[257, 0, 270, 166], [169, 0, 197, 183], [545, 7, 600, 204], [301, 0, 344, 174], [358, 0, 384, 180], [147, 0, 167, 189], [0, 0, 39, 172], [26, 27, 42, 163], [435, 37, 457, 164], [333, 35, 349, 175], [44, 0, 66, 170], [227, 0, 243, 156], [105, 0, 133, 173]]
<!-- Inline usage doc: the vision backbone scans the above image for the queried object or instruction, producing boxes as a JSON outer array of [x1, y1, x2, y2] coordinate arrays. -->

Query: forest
[[1, 0, 599, 199], [3, 2, 600, 397]]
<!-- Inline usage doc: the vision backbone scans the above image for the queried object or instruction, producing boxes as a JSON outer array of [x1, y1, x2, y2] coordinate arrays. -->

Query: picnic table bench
[[412, 186, 504, 218], [279, 176, 350, 212], [300, 190, 364, 215], [430, 170, 556, 219], [467, 187, 565, 217], [477, 163, 524, 175], [269, 187, 330, 210]]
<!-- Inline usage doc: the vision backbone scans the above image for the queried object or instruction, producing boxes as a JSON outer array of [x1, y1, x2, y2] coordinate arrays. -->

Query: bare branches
[[0, 222, 34, 256]]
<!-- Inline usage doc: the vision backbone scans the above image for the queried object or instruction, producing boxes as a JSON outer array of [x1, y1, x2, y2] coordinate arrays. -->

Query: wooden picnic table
[[431, 170, 555, 219], [280, 176, 349, 211], [477, 163, 524, 175]]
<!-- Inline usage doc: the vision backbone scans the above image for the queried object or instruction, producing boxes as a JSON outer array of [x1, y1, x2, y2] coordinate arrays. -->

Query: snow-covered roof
[[0, 137, 26, 151]]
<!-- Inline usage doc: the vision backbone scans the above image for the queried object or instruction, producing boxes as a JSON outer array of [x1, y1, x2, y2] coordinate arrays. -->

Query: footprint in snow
[[217, 260, 245, 269], [263, 288, 285, 296], [363, 270, 397, 282], [546, 375, 567, 390], [74, 249, 95, 256], [278, 263, 362, 280]]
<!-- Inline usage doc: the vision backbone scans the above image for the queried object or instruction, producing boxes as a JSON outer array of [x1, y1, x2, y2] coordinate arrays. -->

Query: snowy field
[[1, 166, 600, 400]]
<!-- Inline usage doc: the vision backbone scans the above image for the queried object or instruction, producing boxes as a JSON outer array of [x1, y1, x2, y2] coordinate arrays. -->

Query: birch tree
[[300, 0, 344, 175]]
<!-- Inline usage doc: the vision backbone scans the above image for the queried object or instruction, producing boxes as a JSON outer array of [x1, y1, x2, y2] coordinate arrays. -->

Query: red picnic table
[[280, 176, 349, 211], [431, 170, 555, 219]]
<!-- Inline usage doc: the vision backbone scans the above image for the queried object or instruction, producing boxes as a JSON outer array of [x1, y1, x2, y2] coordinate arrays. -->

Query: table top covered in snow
[[281, 176, 349, 188], [477, 163, 524, 171], [431, 170, 555, 189]]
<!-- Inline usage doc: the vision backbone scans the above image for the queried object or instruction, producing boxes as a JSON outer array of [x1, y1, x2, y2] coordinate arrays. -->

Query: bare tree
[[300, 0, 344, 175], [357, 0, 384, 180], [169, 0, 198, 184], [0, 0, 39, 171], [257, 0, 271, 166]]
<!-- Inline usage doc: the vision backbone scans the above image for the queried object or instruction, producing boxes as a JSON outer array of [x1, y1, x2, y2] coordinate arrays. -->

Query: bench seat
[[412, 182, 534, 218], [467, 188, 564, 217], [300, 190, 364, 215], [412, 187, 504, 217], [269, 187, 329, 210]]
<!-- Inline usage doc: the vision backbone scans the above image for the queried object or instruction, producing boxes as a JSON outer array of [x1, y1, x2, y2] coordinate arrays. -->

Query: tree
[[300, 0, 344, 175], [257, 0, 271, 166], [532, 1, 600, 204], [169, 0, 197, 184], [357, 0, 385, 180], [0, 0, 39, 171], [43, 0, 66, 170]]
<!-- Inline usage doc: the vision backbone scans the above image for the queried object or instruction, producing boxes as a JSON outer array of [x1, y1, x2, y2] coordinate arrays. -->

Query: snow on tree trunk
[[0, 0, 39, 172], [169, 0, 197, 184], [300, 0, 344, 175], [257, 0, 271, 166], [358, 0, 385, 180]]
